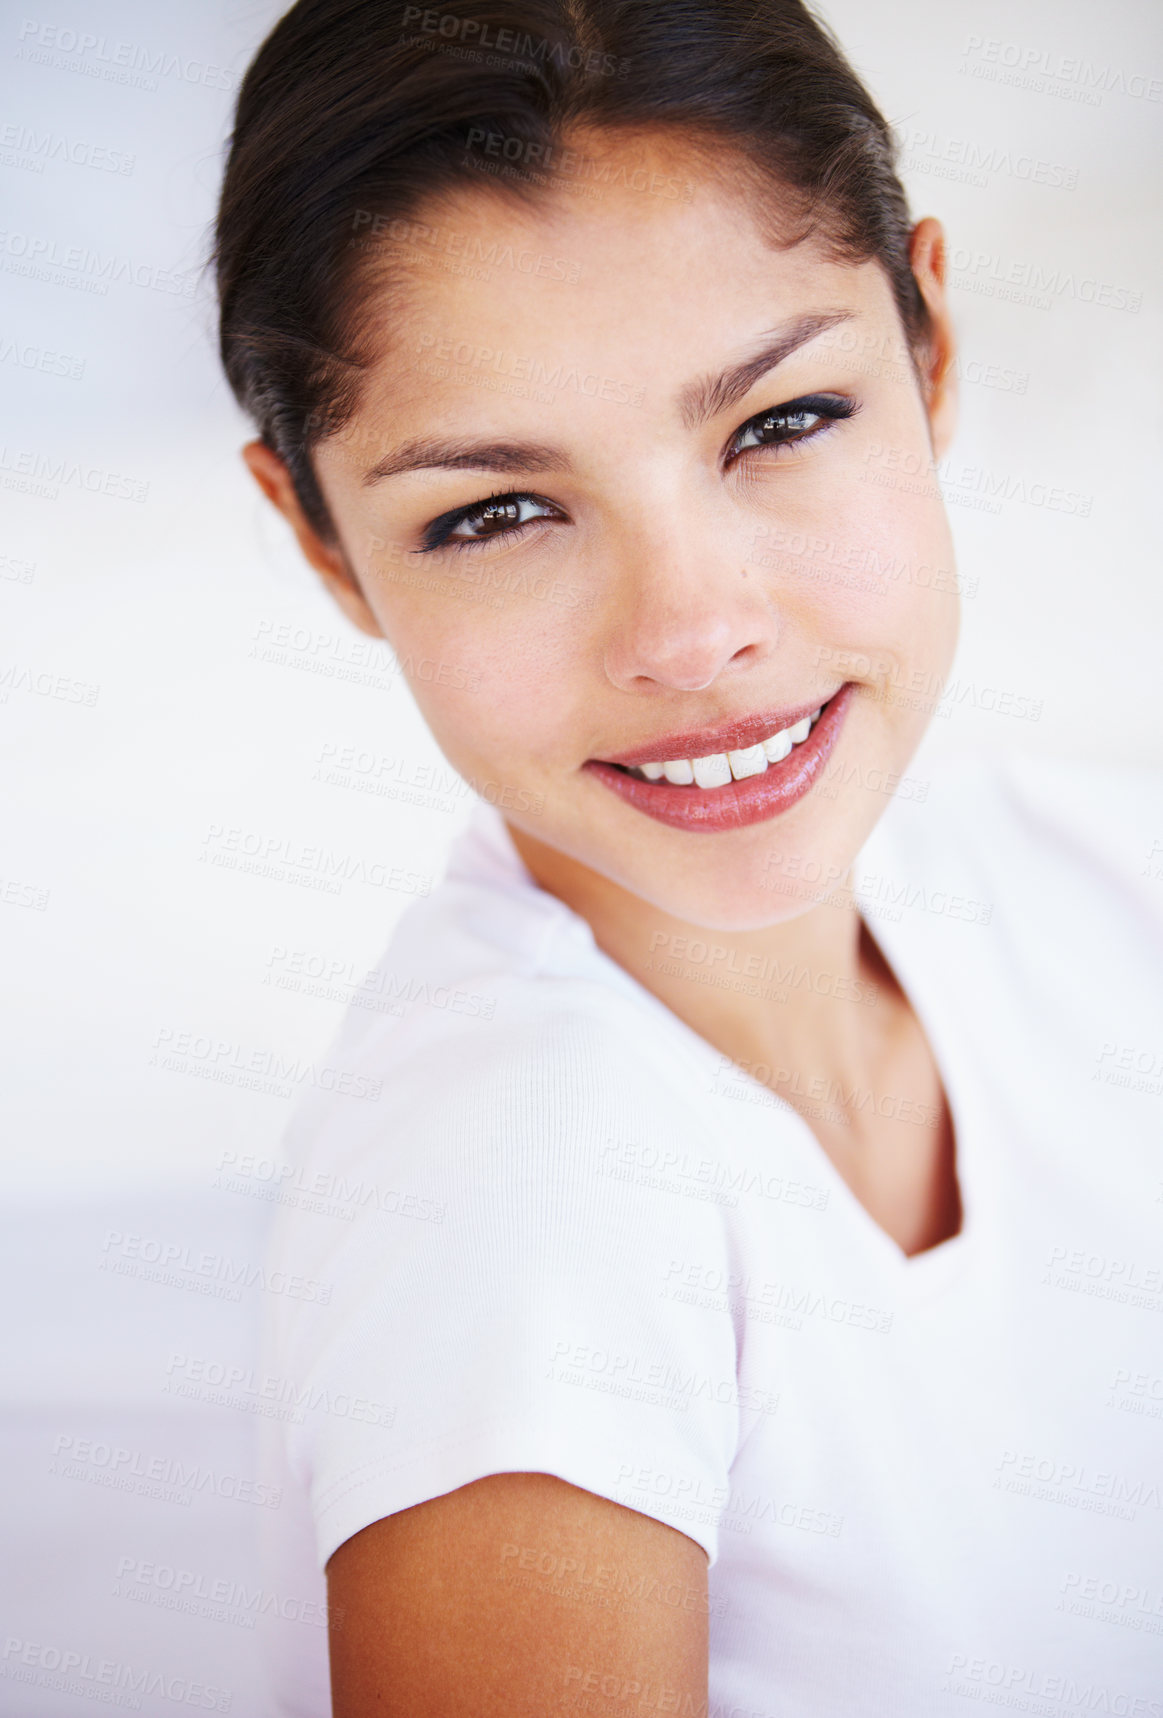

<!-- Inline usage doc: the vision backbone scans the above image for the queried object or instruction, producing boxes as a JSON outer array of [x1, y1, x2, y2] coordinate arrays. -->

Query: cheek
[[798, 478, 958, 663], [368, 580, 590, 775]]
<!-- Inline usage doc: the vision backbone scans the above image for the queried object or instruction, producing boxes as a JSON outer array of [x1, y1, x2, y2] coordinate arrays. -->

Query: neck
[[504, 821, 901, 1103]]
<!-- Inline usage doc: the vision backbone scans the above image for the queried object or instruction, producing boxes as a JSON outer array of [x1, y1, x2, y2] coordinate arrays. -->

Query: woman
[[214, 1, 1163, 1712]]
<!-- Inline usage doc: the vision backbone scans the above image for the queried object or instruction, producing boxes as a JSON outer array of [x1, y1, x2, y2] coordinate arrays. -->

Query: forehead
[[350, 131, 897, 394]]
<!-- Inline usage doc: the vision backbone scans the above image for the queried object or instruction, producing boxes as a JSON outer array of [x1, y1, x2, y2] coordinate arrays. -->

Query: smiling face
[[283, 131, 959, 931]]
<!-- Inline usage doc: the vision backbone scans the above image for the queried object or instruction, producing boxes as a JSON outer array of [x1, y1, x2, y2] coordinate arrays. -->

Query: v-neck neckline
[[589, 924, 974, 1286], [476, 802, 978, 1289]]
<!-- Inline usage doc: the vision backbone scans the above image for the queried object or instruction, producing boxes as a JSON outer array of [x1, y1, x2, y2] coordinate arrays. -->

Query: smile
[[623, 707, 823, 786], [583, 683, 854, 833]]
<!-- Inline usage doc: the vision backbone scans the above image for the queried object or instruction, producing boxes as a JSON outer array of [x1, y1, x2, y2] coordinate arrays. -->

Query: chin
[[578, 805, 871, 932]]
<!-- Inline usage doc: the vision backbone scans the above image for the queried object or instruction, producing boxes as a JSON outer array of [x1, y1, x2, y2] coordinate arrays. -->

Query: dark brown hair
[[215, 0, 931, 538]]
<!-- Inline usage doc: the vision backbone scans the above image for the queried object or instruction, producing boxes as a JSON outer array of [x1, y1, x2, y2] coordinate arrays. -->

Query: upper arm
[[326, 1470, 709, 1717]]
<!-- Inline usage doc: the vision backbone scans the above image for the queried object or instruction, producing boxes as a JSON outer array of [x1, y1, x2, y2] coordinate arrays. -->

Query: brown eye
[[422, 491, 563, 552], [748, 408, 820, 444], [458, 499, 523, 537], [727, 393, 857, 461]]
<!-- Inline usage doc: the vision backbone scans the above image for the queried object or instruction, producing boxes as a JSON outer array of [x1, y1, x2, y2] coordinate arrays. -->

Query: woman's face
[[304, 132, 959, 931]]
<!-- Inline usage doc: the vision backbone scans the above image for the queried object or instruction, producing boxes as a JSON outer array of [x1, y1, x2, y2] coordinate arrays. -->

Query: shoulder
[[263, 976, 744, 1573], [277, 971, 733, 1267], [863, 744, 1163, 930], [856, 748, 1163, 1074], [278, 804, 738, 1212]]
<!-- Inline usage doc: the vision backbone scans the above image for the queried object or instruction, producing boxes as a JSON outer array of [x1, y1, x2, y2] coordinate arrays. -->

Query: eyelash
[[417, 392, 859, 553]]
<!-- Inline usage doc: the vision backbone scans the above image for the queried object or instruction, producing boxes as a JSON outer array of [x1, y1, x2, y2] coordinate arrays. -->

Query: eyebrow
[[677, 310, 855, 430], [361, 438, 571, 487], [360, 309, 855, 485]]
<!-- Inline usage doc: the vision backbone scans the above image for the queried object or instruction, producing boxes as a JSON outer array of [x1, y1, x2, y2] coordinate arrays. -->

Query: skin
[[244, 130, 961, 1707], [326, 1472, 708, 1716]]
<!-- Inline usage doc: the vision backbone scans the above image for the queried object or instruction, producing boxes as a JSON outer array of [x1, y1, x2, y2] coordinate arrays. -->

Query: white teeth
[[727, 744, 768, 781], [692, 753, 733, 789], [762, 730, 793, 764], [626, 704, 825, 787]]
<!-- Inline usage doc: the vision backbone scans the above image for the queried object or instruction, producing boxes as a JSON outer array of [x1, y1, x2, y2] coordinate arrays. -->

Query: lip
[[594, 695, 837, 770], [583, 682, 854, 833]]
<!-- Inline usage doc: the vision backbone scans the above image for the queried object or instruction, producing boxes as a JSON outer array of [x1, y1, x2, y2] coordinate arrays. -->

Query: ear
[[242, 441, 383, 639], [908, 217, 958, 460]]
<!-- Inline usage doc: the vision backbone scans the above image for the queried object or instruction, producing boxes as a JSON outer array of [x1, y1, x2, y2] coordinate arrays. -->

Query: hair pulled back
[[215, 0, 929, 537]]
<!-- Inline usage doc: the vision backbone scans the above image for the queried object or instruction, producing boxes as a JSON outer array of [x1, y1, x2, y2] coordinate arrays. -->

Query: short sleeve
[[264, 995, 744, 1570]]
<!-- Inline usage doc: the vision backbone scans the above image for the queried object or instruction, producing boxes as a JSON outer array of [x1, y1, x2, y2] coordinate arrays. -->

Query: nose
[[601, 518, 779, 693]]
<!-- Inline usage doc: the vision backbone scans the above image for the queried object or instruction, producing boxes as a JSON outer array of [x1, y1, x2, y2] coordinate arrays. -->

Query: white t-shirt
[[256, 750, 1163, 1716]]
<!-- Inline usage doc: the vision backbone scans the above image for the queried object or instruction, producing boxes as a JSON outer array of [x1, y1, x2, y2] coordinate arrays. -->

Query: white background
[[2, 0, 1160, 1710]]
